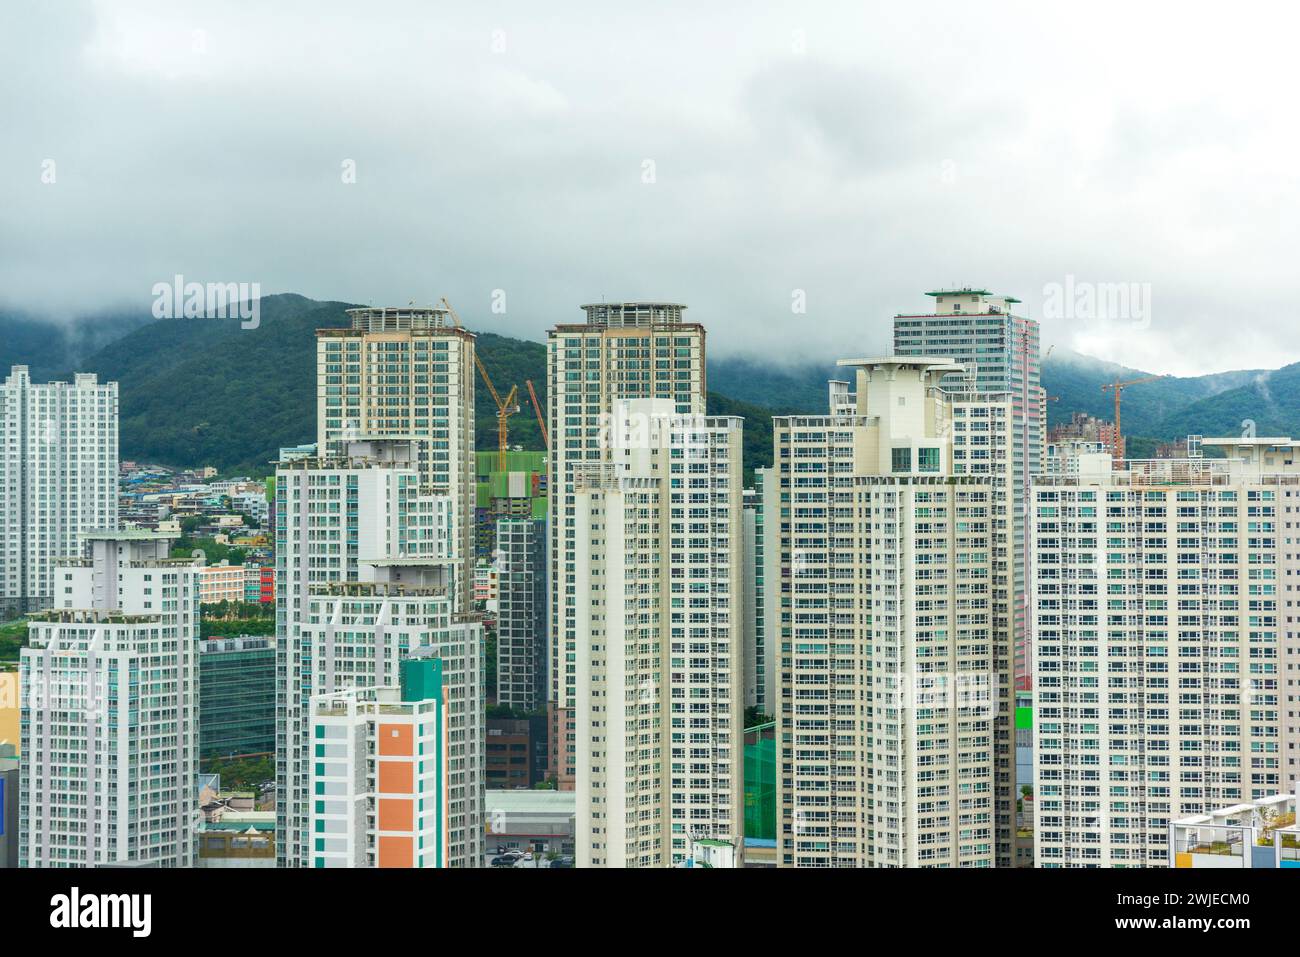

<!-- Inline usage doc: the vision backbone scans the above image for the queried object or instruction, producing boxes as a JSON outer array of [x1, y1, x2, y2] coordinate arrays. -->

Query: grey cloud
[[2, 0, 1299, 376]]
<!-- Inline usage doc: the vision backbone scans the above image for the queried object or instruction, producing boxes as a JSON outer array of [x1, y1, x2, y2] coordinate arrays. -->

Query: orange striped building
[[309, 656, 446, 868]]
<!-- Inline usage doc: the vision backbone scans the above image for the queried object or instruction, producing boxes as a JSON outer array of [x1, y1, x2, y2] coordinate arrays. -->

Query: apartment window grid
[[1033, 483, 1280, 867]]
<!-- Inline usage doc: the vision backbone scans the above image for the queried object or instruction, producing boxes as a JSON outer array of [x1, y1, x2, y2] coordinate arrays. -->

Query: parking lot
[[484, 849, 573, 869]]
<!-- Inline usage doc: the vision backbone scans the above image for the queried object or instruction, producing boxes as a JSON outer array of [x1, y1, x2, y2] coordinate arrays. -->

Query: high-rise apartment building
[[742, 468, 779, 716], [316, 306, 476, 612], [0, 366, 119, 618], [572, 399, 743, 866], [894, 291, 1044, 698], [276, 438, 483, 868], [773, 358, 1010, 867], [20, 531, 200, 867], [495, 517, 547, 711], [1031, 443, 1295, 867], [284, 304, 483, 869], [310, 654, 447, 868], [547, 303, 707, 788]]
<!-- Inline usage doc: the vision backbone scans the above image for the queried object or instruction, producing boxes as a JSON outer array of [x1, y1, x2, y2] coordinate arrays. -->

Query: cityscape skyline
[[0, 1, 1284, 940], [4, 287, 1298, 879]]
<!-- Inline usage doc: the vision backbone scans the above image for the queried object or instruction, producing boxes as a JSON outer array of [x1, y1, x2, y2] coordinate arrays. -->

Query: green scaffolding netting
[[744, 724, 776, 841]]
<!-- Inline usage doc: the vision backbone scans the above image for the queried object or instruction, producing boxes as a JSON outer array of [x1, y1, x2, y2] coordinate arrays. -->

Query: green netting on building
[[475, 450, 546, 480], [744, 722, 776, 841], [1015, 706, 1032, 731], [475, 449, 548, 514]]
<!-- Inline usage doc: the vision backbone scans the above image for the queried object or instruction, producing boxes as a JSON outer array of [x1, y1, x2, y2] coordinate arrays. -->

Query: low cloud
[[3, 0, 1299, 375]]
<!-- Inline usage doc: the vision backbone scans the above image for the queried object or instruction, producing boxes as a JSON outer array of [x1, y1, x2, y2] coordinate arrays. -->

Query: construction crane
[[440, 297, 520, 472], [525, 379, 549, 450], [1100, 375, 1166, 465]]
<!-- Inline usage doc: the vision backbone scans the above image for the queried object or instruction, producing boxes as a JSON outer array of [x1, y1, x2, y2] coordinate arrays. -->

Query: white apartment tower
[[893, 291, 1044, 709], [309, 654, 448, 868], [276, 438, 483, 868], [773, 358, 1008, 867], [547, 303, 707, 788], [0, 365, 119, 618], [573, 399, 743, 866], [1032, 443, 1295, 867], [20, 531, 201, 867]]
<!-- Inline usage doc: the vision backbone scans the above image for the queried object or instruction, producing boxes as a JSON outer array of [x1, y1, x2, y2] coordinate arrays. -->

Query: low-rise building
[[485, 789, 575, 859], [242, 564, 275, 604], [1169, 792, 1299, 868], [231, 491, 269, 527], [199, 561, 247, 605], [197, 817, 276, 868], [486, 715, 547, 789]]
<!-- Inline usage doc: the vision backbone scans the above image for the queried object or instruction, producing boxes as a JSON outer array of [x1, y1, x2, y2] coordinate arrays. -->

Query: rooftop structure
[[1169, 793, 1299, 869]]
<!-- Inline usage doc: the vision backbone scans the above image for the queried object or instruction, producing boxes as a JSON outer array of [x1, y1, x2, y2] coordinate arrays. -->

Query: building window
[[892, 448, 912, 473], [918, 447, 940, 472]]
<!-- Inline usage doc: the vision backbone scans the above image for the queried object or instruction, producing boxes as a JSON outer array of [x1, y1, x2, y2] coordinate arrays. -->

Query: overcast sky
[[4, 0, 1299, 375]]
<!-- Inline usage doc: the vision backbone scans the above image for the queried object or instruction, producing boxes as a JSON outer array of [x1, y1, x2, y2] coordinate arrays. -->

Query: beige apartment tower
[[773, 358, 1014, 867], [547, 303, 707, 788], [316, 306, 477, 612], [572, 399, 743, 866]]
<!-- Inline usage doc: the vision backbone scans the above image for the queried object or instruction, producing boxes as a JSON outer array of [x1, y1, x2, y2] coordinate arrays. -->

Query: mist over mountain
[[0, 307, 154, 381], [2, 294, 1297, 475]]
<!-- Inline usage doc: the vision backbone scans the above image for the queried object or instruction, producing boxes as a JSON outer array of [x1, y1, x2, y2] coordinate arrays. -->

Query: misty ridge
[[1, 292, 1298, 476]]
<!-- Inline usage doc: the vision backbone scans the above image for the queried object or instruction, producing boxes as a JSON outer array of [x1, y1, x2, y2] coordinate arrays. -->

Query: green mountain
[[706, 391, 775, 483], [473, 331, 548, 452], [1150, 363, 1300, 440], [0, 307, 154, 382], [8, 294, 1300, 478], [69, 294, 352, 474], [64, 295, 556, 474], [12, 294, 762, 476], [1041, 349, 1268, 436], [709, 357, 839, 414]]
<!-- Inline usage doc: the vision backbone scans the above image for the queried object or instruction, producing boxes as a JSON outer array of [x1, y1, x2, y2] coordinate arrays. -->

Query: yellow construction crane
[[525, 379, 549, 450], [1100, 374, 1166, 465], [440, 297, 520, 472]]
